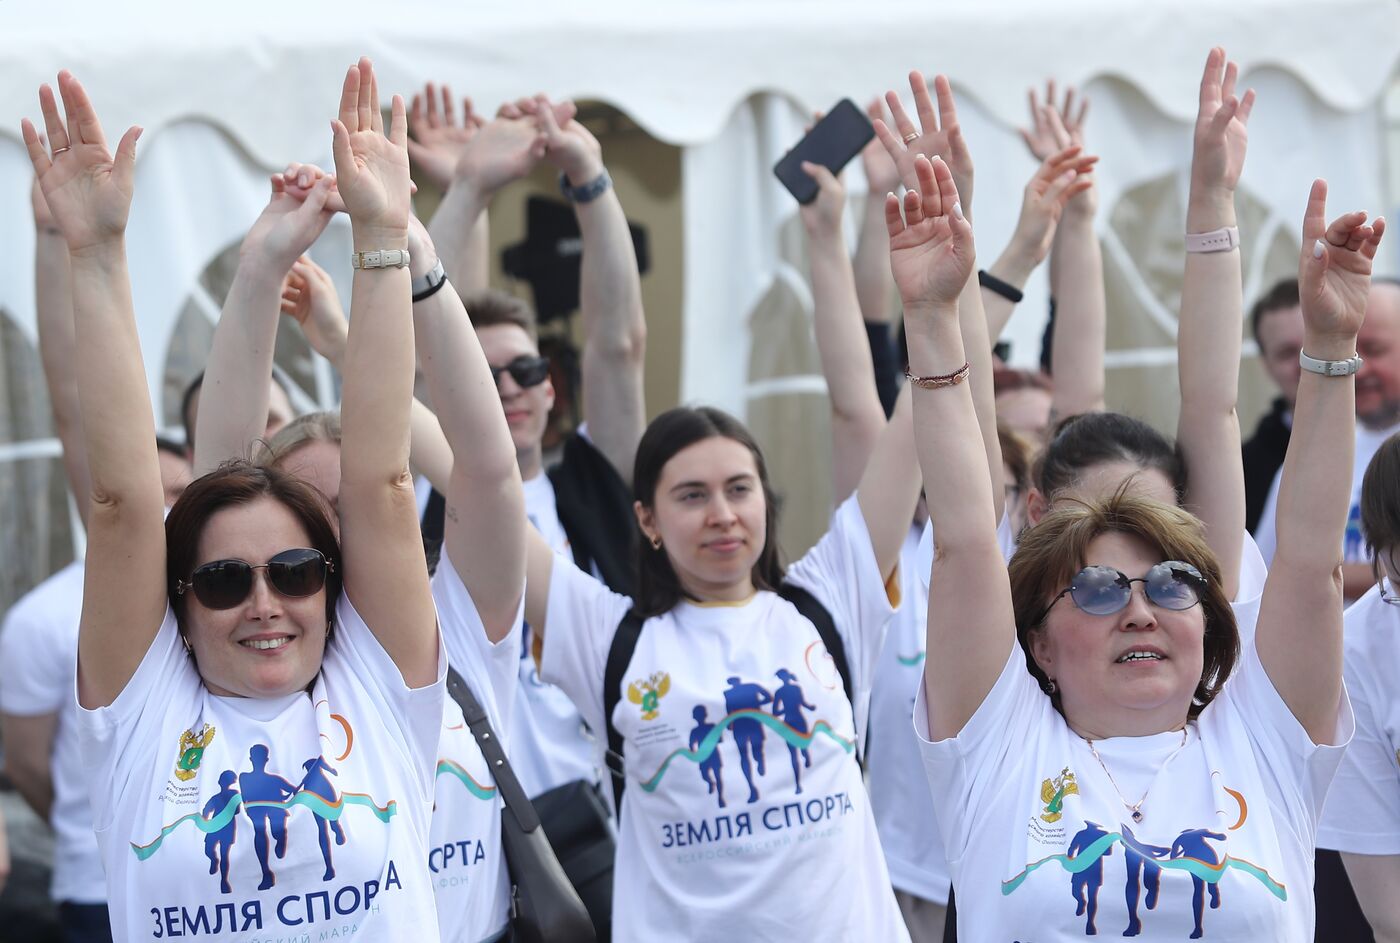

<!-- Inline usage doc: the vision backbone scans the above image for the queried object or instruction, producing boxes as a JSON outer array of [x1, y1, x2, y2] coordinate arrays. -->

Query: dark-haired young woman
[[520, 396, 922, 939], [24, 63, 447, 939]]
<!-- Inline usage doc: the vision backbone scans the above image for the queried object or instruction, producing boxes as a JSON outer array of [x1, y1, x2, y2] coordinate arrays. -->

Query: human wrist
[[351, 225, 409, 251], [558, 157, 605, 190], [991, 242, 1037, 289], [1301, 332, 1359, 362], [1186, 189, 1236, 231], [66, 238, 127, 267]]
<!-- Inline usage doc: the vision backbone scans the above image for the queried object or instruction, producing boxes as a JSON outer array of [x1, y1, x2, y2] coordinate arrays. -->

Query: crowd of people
[[0, 45, 1396, 943]]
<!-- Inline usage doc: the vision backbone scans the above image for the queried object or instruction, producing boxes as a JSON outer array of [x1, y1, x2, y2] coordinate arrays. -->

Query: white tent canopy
[[3, 0, 1399, 597]]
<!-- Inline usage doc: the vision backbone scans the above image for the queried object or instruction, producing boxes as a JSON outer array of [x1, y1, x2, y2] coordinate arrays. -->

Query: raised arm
[[407, 215, 526, 641], [1256, 179, 1384, 743], [535, 96, 648, 483], [331, 58, 438, 685], [24, 72, 165, 708], [798, 160, 887, 502], [32, 173, 91, 522], [875, 71, 1003, 522], [892, 156, 1015, 741], [194, 173, 335, 474], [407, 82, 490, 294], [1176, 49, 1256, 599]]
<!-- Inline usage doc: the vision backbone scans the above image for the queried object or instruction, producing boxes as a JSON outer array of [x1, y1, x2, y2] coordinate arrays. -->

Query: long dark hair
[[1034, 412, 1187, 503], [632, 407, 783, 617], [165, 461, 342, 633], [1361, 432, 1400, 581]]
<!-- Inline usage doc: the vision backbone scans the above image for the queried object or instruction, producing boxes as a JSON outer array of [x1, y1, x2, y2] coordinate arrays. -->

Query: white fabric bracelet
[[1184, 226, 1239, 253]]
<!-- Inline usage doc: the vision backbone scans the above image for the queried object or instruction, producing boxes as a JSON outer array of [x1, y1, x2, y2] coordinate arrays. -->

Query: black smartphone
[[773, 99, 875, 205]]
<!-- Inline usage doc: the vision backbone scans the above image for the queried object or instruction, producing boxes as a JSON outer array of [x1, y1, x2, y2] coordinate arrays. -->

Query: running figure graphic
[[688, 705, 725, 808], [1121, 824, 1170, 936], [201, 770, 240, 894], [770, 668, 817, 794], [1171, 828, 1226, 939], [1067, 820, 1114, 935], [239, 745, 297, 890], [299, 756, 347, 881], [722, 677, 772, 803]]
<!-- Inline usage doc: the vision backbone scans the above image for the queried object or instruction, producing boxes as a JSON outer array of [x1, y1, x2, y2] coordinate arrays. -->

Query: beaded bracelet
[[905, 362, 971, 389]]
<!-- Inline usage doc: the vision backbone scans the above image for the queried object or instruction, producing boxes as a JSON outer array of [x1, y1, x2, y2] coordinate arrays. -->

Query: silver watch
[[1299, 350, 1363, 377], [411, 257, 447, 300]]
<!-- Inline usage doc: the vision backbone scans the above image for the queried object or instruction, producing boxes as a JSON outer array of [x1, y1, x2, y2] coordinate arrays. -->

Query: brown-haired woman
[[895, 139, 1377, 937], [1316, 434, 1400, 938], [23, 62, 445, 939]]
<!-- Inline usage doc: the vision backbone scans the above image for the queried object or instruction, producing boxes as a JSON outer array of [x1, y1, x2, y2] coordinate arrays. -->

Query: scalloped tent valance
[[2, 0, 1397, 166]]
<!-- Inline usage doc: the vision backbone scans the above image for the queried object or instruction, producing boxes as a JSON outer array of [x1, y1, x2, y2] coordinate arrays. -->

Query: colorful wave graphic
[[897, 651, 926, 667], [638, 709, 853, 793], [435, 759, 498, 801], [1001, 831, 1287, 900], [131, 791, 396, 860]]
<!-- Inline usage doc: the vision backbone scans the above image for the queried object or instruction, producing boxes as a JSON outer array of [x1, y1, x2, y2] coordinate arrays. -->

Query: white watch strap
[[1184, 226, 1240, 253], [1299, 350, 1363, 376], [351, 248, 410, 270]]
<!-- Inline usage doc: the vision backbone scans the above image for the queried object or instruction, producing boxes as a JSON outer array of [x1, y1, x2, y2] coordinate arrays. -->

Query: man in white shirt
[[1254, 278, 1400, 599]]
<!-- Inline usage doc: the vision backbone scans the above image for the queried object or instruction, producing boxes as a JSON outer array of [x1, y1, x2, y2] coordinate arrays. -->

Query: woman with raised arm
[[23, 62, 445, 940], [903, 135, 1375, 937]]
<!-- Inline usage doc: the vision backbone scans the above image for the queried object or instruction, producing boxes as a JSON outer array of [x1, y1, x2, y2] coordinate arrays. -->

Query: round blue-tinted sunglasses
[[1032, 561, 1206, 627]]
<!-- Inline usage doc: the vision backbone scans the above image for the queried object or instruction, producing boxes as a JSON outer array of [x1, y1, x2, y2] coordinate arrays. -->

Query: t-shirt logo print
[[175, 724, 217, 782], [643, 669, 856, 810], [1040, 767, 1079, 823], [132, 736, 399, 895], [627, 671, 671, 720]]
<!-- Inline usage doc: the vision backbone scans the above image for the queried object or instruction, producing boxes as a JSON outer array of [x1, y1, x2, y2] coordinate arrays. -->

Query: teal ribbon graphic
[[638, 709, 853, 793]]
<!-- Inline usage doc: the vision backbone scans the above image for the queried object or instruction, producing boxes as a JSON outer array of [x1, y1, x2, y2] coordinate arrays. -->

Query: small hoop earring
[[650, 534, 662, 550], [1045, 678, 1057, 695]]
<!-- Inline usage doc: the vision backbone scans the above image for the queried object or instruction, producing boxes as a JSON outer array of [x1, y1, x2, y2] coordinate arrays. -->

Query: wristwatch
[[411, 258, 447, 302], [1299, 350, 1363, 376], [559, 168, 612, 204], [351, 248, 410, 270]]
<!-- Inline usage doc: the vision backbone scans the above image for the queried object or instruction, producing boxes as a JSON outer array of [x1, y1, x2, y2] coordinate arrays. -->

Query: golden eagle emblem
[[1039, 767, 1078, 823], [626, 672, 671, 720], [174, 724, 216, 782]]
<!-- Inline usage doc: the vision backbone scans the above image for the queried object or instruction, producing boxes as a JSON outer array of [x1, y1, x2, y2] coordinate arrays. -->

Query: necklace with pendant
[[1084, 727, 1189, 824]]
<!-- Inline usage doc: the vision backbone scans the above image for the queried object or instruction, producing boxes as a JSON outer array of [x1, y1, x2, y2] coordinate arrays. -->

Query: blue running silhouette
[[1121, 824, 1170, 936], [201, 770, 239, 894], [1068, 821, 1114, 935], [689, 705, 726, 808], [1171, 828, 1226, 939], [723, 677, 772, 803], [299, 756, 346, 881], [771, 668, 817, 794], [240, 745, 297, 890]]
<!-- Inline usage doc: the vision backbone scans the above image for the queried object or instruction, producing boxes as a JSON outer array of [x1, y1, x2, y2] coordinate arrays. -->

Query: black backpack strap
[[602, 608, 647, 821], [777, 583, 863, 766], [445, 666, 541, 832]]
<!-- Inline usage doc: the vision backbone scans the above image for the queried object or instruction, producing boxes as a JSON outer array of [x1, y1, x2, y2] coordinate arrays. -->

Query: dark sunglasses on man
[[176, 548, 334, 611], [1031, 561, 1206, 627], [491, 355, 551, 389]]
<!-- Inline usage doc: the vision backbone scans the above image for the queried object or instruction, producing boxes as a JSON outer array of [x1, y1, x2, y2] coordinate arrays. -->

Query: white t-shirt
[[0, 561, 106, 905], [1254, 419, 1400, 566], [916, 641, 1352, 940], [77, 596, 446, 942], [514, 469, 604, 798], [430, 550, 524, 943], [541, 496, 910, 942], [867, 526, 950, 904], [1317, 583, 1400, 855]]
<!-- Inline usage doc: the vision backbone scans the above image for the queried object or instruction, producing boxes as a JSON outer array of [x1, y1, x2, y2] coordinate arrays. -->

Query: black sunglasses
[[176, 548, 333, 611], [1032, 561, 1206, 627], [490, 355, 550, 389]]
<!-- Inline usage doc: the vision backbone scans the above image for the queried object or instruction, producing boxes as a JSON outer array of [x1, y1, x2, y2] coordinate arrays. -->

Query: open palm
[[332, 58, 411, 235], [887, 156, 975, 311], [1192, 48, 1255, 193], [21, 72, 141, 252], [1299, 179, 1385, 339], [875, 71, 974, 213]]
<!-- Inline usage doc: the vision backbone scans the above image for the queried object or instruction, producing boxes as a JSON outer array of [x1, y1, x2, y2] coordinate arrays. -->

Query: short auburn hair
[[464, 289, 538, 342], [1008, 487, 1239, 719]]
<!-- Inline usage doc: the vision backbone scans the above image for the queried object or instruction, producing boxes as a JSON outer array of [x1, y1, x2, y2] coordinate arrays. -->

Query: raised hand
[[21, 71, 142, 253], [1020, 80, 1089, 160], [1009, 145, 1098, 266], [331, 58, 411, 240], [534, 94, 604, 185], [860, 99, 902, 195], [241, 173, 335, 269], [1192, 47, 1255, 197], [886, 155, 975, 313], [281, 256, 349, 365], [407, 81, 484, 190], [1299, 180, 1385, 343], [453, 114, 549, 195], [31, 169, 57, 233], [873, 72, 973, 214]]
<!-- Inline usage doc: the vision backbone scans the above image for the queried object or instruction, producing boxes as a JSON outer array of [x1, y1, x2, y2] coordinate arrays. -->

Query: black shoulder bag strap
[[601, 584, 860, 822], [602, 609, 648, 819], [445, 666, 595, 943]]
